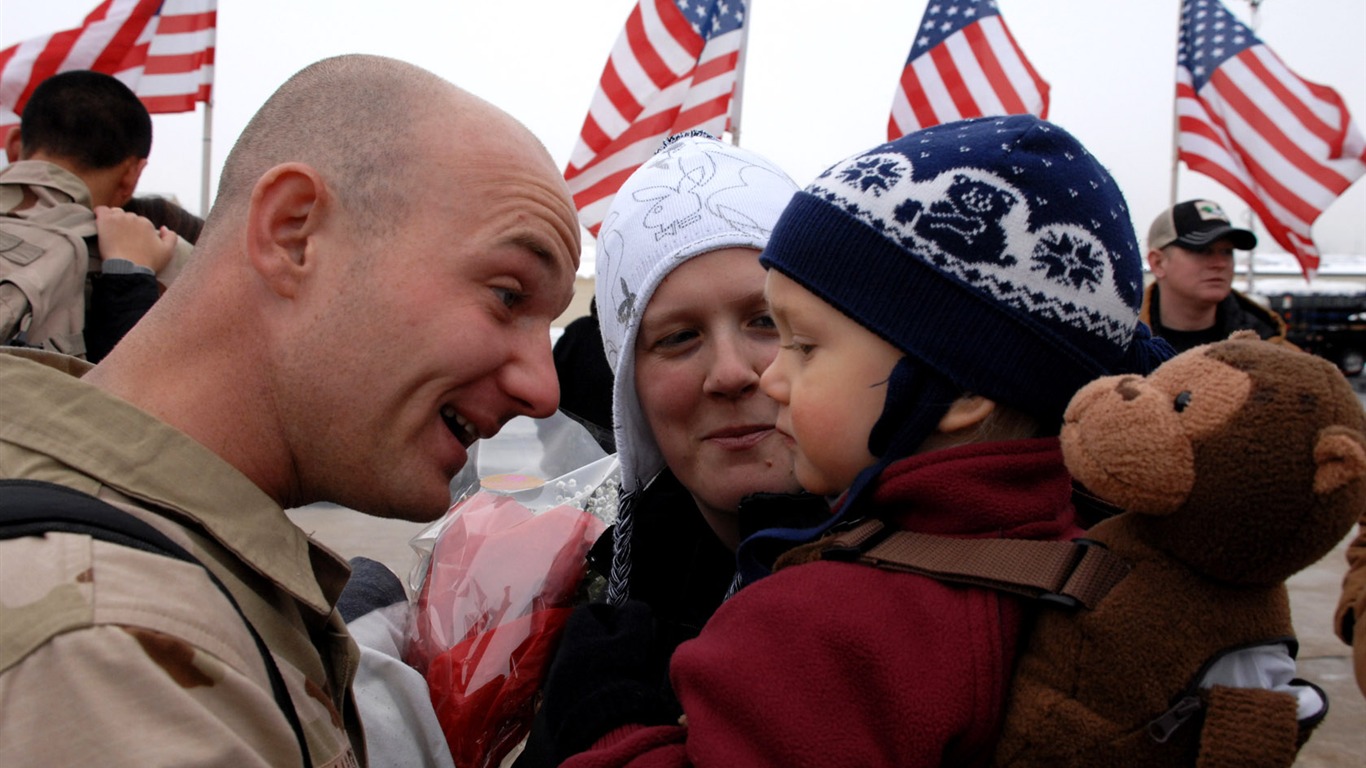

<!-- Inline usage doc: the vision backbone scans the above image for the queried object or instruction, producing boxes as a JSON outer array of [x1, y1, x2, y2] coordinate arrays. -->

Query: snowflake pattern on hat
[[809, 120, 1140, 347]]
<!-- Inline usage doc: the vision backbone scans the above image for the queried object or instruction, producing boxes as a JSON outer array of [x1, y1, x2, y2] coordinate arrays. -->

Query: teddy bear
[[1335, 505, 1366, 698], [993, 334, 1366, 768]]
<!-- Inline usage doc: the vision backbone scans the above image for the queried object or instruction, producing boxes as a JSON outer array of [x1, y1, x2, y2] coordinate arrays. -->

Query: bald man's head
[[204, 54, 530, 246]]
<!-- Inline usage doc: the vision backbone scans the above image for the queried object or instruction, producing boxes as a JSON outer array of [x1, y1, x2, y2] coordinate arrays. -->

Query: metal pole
[[1245, 0, 1262, 289], [729, 0, 753, 146], [200, 100, 213, 217], [1168, 0, 1184, 207]]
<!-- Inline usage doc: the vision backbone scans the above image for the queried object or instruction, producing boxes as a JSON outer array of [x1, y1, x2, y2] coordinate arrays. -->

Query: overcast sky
[[4, 0, 1364, 266]]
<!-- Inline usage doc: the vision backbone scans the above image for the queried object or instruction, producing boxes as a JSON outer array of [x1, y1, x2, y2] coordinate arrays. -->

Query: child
[[541, 114, 1172, 768]]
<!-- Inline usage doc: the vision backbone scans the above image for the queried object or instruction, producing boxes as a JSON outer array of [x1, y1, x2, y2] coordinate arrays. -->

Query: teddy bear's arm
[[1335, 518, 1366, 644], [1195, 685, 1300, 768]]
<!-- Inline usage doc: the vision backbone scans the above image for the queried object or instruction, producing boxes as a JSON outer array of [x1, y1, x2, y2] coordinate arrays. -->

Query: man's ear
[[1147, 248, 1166, 279], [4, 127, 21, 163], [246, 162, 328, 300], [937, 394, 996, 434], [111, 157, 147, 207]]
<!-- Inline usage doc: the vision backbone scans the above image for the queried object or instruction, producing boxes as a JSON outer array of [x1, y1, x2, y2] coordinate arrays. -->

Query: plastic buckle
[[1036, 538, 1108, 609], [819, 518, 888, 563], [1037, 592, 1082, 609]]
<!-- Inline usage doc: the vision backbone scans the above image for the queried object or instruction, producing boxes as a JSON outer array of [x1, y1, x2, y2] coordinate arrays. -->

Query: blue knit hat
[[760, 114, 1170, 425], [736, 116, 1172, 586]]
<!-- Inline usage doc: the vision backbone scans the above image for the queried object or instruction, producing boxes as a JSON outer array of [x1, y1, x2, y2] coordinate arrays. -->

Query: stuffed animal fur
[[994, 334, 1366, 768], [1335, 510, 1366, 697]]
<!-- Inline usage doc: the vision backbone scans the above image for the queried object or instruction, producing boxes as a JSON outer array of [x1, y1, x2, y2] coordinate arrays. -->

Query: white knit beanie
[[594, 132, 800, 495]]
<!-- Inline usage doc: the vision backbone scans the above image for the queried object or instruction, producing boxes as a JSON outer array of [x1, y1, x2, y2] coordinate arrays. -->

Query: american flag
[[0, 0, 216, 133], [1176, 0, 1366, 277], [888, 0, 1048, 141], [566, 0, 746, 237]]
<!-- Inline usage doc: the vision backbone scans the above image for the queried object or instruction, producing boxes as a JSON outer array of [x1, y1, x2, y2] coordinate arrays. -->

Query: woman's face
[[634, 248, 801, 542]]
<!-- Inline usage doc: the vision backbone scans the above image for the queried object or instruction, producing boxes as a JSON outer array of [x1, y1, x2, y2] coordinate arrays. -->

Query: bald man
[[0, 55, 580, 766]]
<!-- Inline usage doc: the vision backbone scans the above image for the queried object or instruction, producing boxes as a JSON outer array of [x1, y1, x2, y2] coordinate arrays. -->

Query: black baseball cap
[[1147, 199, 1257, 251]]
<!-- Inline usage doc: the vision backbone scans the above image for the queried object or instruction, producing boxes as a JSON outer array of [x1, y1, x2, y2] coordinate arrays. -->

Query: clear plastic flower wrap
[[404, 412, 619, 768]]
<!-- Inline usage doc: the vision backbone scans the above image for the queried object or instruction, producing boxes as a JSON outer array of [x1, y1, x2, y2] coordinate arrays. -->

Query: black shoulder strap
[[774, 518, 1130, 610], [0, 479, 312, 766]]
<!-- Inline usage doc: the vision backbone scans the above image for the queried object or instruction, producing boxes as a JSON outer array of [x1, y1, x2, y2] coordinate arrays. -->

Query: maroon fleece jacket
[[561, 437, 1084, 768]]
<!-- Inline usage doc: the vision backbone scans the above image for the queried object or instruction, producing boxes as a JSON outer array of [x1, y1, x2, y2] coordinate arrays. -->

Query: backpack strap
[[774, 517, 1130, 610], [0, 479, 312, 766]]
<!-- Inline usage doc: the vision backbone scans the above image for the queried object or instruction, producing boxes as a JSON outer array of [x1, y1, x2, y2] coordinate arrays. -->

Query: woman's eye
[[781, 341, 814, 356], [654, 329, 699, 349]]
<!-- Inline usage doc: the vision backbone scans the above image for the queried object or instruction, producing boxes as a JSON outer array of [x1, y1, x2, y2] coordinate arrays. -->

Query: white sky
[[3, 0, 1364, 262]]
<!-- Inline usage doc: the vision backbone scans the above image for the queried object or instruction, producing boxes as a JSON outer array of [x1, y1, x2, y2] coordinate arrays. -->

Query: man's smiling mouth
[[441, 404, 480, 447]]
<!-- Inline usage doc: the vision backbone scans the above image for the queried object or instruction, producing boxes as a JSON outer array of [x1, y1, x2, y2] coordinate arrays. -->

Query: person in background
[[513, 132, 827, 767], [1, 69, 152, 356], [1142, 198, 1287, 354], [85, 196, 203, 362], [553, 296, 615, 452], [540, 115, 1173, 767], [0, 54, 580, 767]]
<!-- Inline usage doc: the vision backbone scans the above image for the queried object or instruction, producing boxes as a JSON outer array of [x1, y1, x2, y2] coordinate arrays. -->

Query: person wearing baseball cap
[[1141, 199, 1287, 353]]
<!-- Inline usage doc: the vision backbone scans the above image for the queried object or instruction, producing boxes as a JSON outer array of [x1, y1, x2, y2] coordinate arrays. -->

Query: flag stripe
[[153, 10, 216, 35], [599, 61, 645, 130], [1181, 80, 1319, 230], [963, 21, 1024, 115], [888, 1, 1049, 141], [0, 0, 160, 128], [1210, 70, 1353, 195], [1175, 0, 1366, 277], [566, 0, 743, 235], [0, 0, 214, 133], [1241, 51, 1338, 150], [625, 4, 678, 91], [927, 44, 981, 119], [993, 17, 1049, 118], [896, 66, 940, 131], [650, 0, 705, 61]]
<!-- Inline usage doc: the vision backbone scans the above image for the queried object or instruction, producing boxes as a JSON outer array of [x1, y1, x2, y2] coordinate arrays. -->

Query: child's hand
[[95, 205, 177, 274]]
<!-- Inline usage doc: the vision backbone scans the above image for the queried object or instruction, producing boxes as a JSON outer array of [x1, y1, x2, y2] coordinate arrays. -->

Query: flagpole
[[729, 0, 753, 147], [199, 101, 213, 217], [1168, 0, 1183, 207], [1244, 0, 1261, 290]]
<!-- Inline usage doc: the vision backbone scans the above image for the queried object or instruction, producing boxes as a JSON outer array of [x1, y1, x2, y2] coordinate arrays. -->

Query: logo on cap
[[1194, 200, 1229, 223]]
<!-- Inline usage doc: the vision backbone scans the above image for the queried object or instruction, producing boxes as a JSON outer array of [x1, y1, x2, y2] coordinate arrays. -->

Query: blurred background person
[[1142, 199, 1287, 354]]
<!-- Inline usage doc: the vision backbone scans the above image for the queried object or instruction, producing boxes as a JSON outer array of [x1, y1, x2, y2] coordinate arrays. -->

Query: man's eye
[[493, 287, 523, 308]]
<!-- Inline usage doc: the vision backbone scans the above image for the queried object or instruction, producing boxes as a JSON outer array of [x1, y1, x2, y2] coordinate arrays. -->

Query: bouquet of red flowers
[[405, 413, 618, 768]]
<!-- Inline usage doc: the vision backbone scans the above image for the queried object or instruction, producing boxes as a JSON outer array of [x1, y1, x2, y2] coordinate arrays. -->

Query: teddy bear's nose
[[1115, 376, 1144, 402]]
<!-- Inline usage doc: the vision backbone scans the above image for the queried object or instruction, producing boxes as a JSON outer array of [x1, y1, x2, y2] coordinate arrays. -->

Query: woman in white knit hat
[[513, 132, 828, 767]]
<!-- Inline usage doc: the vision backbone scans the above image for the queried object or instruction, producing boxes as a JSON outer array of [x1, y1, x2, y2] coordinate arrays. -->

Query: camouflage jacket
[[0, 161, 98, 356], [0, 349, 366, 767]]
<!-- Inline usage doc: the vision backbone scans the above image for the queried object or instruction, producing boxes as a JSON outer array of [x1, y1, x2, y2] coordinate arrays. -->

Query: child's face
[[761, 270, 903, 497]]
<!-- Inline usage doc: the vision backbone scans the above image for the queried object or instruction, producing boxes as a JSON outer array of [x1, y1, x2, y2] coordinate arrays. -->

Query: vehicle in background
[[1255, 281, 1366, 377]]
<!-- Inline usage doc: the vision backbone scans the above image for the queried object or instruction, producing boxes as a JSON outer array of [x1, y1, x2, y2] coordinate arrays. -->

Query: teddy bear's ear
[[1314, 426, 1366, 495]]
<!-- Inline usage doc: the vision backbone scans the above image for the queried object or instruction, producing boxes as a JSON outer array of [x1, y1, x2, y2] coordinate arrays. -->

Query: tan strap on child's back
[[774, 518, 1129, 610]]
